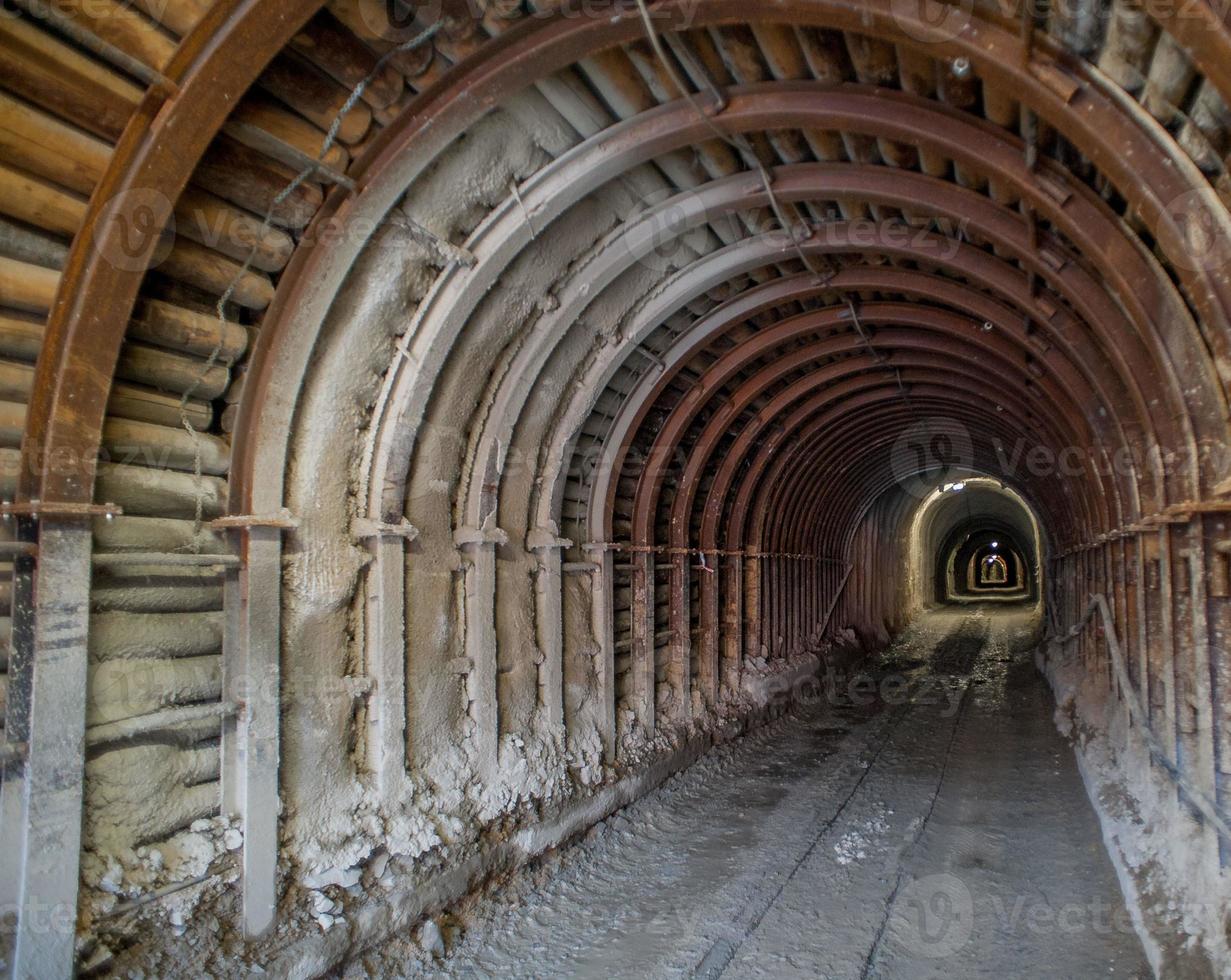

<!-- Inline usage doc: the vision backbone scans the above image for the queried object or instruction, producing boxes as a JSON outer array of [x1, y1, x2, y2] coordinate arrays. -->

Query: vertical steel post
[[2, 518, 91, 978], [631, 551, 656, 734], [222, 524, 284, 939]]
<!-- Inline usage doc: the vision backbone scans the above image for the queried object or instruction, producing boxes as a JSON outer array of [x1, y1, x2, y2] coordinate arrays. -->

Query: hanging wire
[[174, 21, 444, 550], [632, 0, 837, 287], [631, 0, 910, 407]]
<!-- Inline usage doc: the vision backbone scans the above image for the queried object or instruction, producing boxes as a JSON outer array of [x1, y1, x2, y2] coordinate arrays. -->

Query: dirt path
[[350, 608, 1149, 979]]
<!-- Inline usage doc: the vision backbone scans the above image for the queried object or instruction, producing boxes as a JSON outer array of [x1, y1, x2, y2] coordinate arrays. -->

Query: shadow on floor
[[928, 617, 991, 674]]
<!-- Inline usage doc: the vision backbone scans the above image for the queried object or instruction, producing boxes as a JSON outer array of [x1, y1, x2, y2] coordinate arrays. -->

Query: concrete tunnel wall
[[2, 0, 1231, 975]]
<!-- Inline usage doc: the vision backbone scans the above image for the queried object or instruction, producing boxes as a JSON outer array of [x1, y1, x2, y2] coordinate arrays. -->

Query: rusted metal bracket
[[1, 501, 122, 520], [351, 517, 419, 542], [210, 509, 299, 530], [527, 528, 573, 551]]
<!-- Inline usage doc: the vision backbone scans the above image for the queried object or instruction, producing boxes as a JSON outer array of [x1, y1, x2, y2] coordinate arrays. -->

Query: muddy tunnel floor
[[347, 609, 1149, 979]]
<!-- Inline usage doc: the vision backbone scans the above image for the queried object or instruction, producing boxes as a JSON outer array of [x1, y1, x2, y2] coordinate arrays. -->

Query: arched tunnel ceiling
[[6, 0, 1231, 970], [14, 0, 1231, 556]]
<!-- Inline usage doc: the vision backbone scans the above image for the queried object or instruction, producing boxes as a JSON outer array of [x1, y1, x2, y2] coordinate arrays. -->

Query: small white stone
[[99, 859, 124, 895], [418, 918, 446, 958], [302, 865, 362, 890], [309, 890, 339, 916]]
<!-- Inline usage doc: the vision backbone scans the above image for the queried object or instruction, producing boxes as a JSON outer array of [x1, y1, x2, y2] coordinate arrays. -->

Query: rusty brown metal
[[726, 396, 1054, 657], [653, 311, 1093, 545], [19, 0, 324, 508], [737, 390, 1080, 555], [681, 371, 1068, 667], [233, 6, 1228, 520], [740, 398, 1084, 550], [648, 345, 1077, 676], [600, 150, 1196, 539], [617, 211, 1155, 541]]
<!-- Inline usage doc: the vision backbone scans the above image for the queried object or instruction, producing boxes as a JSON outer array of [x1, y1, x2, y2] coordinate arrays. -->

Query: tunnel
[[2, 0, 1231, 976]]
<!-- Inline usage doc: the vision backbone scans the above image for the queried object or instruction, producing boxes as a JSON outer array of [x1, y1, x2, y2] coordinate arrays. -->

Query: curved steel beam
[[233, 14, 1228, 521], [644, 312, 1094, 543], [590, 214, 1164, 544], [19, 0, 324, 505], [551, 264, 1141, 547]]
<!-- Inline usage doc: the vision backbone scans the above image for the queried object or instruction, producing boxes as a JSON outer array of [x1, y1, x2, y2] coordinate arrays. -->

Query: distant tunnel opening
[[923, 480, 1041, 607]]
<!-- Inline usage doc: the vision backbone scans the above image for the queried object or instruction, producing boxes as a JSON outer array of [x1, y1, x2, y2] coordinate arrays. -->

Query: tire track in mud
[[689, 698, 919, 980], [699, 620, 984, 980]]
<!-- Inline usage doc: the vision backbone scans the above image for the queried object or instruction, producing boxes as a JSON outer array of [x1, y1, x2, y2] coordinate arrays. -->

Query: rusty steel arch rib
[[746, 410, 1068, 659], [2, 0, 327, 961], [701, 395, 1058, 688], [627, 344, 1087, 707], [646, 311, 1096, 543], [556, 260, 1143, 547], [693, 369, 1083, 642], [773, 423, 1088, 561], [215, 64, 1214, 760], [571, 119, 1209, 553], [229, 3, 1231, 526], [16, 0, 1223, 570], [397, 140, 1178, 744], [378, 91, 1206, 548], [728, 393, 1089, 556], [595, 213, 1171, 544], [734, 401, 1070, 662], [711, 372, 1097, 568], [456, 104, 1211, 539], [640, 352, 1080, 710], [525, 88, 1213, 555], [757, 402, 1101, 549]]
